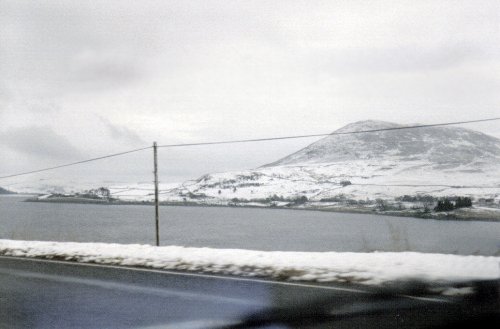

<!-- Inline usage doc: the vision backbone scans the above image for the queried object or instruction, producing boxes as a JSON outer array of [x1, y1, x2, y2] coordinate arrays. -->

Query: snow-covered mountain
[[265, 120, 500, 168], [155, 120, 500, 205]]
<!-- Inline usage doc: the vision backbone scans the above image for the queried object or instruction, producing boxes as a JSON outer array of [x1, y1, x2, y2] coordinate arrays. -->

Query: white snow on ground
[[1, 239, 498, 286]]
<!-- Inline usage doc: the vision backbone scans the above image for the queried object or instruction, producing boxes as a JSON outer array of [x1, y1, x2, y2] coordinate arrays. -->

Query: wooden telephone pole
[[153, 142, 160, 246]]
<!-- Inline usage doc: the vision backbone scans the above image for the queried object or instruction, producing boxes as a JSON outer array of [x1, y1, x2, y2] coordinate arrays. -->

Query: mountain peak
[[335, 120, 402, 133], [264, 120, 500, 167]]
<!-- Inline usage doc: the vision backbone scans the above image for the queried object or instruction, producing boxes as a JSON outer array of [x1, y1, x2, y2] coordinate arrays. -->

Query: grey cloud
[[68, 51, 144, 91], [0, 126, 83, 160], [22, 100, 61, 114], [310, 43, 488, 77], [0, 83, 11, 102], [0, 1, 153, 96], [99, 117, 146, 146], [0, 0, 279, 96]]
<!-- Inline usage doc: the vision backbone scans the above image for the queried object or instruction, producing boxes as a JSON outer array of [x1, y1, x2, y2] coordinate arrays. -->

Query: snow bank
[[1, 239, 498, 285]]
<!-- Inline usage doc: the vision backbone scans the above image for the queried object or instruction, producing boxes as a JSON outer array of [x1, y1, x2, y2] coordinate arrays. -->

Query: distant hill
[[0, 186, 15, 195], [264, 120, 500, 168], [156, 120, 500, 206]]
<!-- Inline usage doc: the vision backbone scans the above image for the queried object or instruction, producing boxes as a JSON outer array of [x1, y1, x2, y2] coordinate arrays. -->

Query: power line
[[0, 117, 498, 181], [0, 146, 152, 180], [157, 117, 500, 148]]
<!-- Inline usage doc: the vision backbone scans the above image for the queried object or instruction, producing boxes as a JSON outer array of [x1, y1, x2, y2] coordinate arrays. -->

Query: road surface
[[0, 255, 396, 328]]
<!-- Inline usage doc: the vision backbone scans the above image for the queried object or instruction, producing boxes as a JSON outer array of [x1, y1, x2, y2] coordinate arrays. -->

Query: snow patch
[[1, 240, 498, 286]]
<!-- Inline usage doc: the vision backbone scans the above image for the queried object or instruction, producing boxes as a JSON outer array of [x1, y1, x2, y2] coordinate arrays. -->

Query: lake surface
[[1, 195, 499, 255]]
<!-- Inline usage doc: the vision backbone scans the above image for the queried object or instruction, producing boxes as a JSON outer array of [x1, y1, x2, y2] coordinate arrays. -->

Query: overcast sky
[[1, 0, 499, 186]]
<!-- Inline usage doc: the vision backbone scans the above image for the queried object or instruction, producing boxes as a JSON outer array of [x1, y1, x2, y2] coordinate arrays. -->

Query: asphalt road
[[0, 256, 382, 329]]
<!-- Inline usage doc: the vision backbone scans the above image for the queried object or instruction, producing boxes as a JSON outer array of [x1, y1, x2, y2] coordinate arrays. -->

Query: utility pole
[[153, 142, 160, 246]]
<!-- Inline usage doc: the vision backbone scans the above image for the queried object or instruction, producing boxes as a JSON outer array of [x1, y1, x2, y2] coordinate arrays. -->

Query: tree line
[[434, 197, 472, 212]]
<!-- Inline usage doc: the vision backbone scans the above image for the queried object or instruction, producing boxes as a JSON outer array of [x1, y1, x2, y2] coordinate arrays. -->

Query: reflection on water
[[0, 196, 499, 255]]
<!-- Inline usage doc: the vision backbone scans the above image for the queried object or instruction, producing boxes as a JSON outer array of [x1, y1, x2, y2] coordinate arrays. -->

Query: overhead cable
[[157, 117, 500, 148], [0, 146, 152, 180]]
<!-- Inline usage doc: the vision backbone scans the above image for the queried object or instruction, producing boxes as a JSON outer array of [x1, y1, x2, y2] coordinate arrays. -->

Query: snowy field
[[1, 239, 498, 289]]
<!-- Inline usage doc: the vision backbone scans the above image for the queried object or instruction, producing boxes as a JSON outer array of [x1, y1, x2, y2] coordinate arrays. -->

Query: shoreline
[[24, 197, 500, 222]]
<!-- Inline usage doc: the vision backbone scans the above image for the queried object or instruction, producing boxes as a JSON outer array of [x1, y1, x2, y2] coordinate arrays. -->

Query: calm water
[[1, 195, 499, 255]]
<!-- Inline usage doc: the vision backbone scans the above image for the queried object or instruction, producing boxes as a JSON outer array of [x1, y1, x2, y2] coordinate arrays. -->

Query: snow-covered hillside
[[139, 121, 500, 216], [22, 120, 500, 217], [265, 120, 500, 167]]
